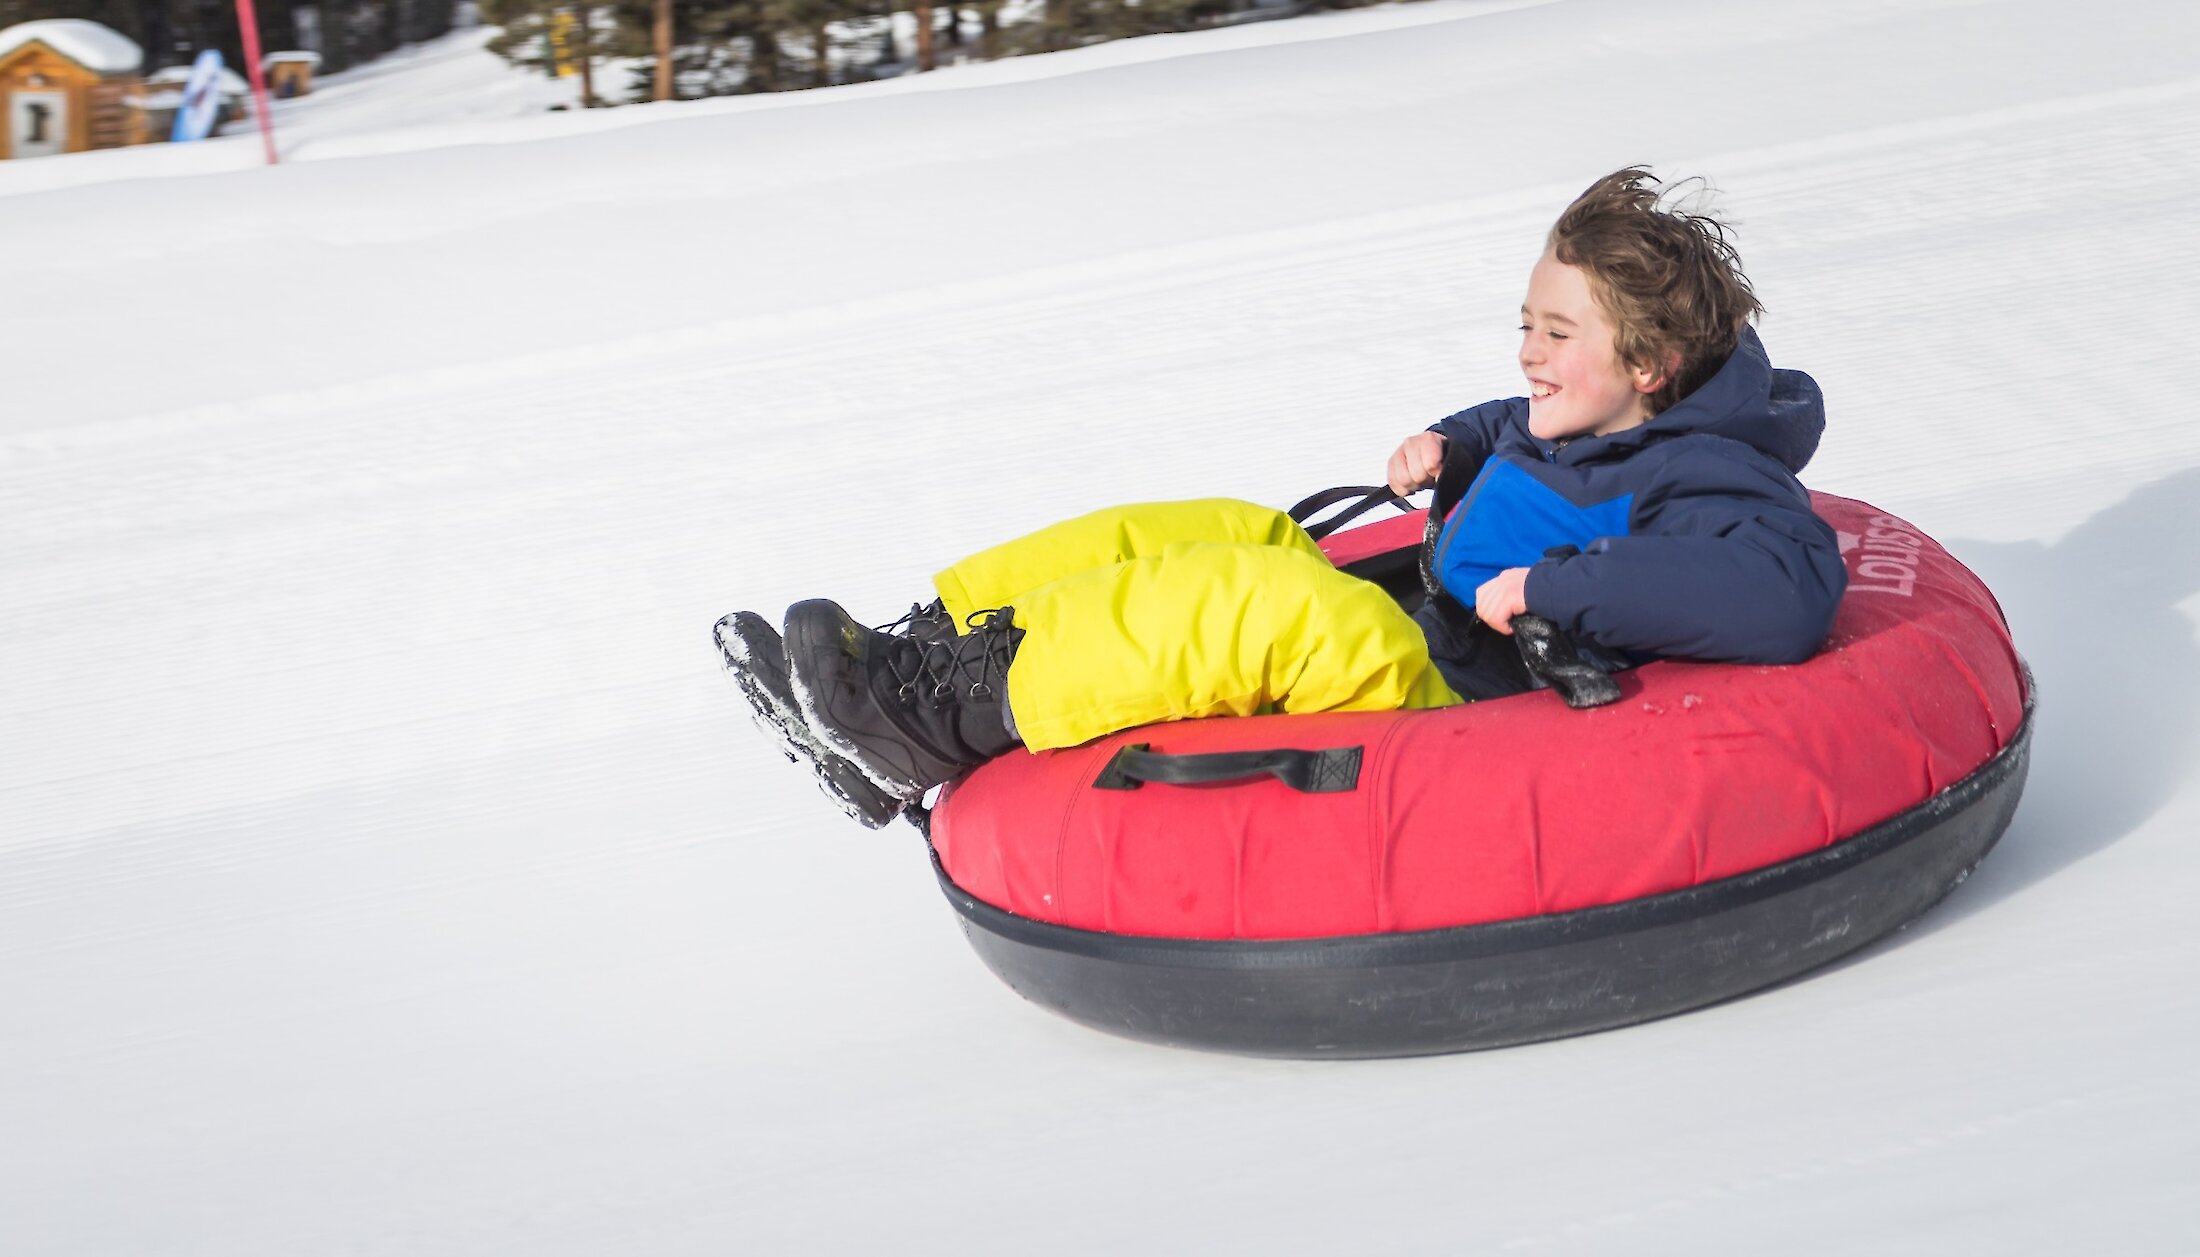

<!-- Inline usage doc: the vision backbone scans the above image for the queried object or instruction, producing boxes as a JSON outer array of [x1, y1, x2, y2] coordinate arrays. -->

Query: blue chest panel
[[1434, 458, 1634, 601]]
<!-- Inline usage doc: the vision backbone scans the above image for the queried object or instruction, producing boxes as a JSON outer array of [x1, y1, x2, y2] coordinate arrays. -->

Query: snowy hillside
[[3, 0, 2198, 1252]]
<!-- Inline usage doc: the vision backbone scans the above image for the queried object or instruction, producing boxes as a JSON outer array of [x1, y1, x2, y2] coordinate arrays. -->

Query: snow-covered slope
[[3, 0, 2197, 1252]]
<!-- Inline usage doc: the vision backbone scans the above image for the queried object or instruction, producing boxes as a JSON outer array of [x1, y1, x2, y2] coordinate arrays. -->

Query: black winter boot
[[713, 611, 905, 829], [783, 599, 1024, 800]]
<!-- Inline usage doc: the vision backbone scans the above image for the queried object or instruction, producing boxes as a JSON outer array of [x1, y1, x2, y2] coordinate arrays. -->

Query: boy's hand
[[1386, 432, 1448, 496], [1475, 567, 1532, 634]]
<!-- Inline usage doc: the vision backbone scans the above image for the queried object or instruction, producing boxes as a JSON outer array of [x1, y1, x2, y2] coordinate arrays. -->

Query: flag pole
[[234, 0, 280, 165]]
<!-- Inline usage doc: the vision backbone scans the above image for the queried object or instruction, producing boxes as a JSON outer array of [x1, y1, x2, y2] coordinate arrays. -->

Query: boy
[[720, 168, 1846, 829]]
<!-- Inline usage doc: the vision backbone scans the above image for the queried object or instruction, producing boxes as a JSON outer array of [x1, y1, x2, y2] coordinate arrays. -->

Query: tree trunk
[[751, 27, 779, 92], [915, 0, 934, 71], [576, 3, 595, 106], [135, 0, 174, 71], [943, 6, 962, 47], [813, 22, 831, 87], [978, 2, 996, 59], [653, 0, 672, 100]]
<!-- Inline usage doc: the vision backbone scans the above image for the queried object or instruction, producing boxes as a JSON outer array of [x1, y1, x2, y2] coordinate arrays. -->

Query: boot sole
[[714, 613, 903, 829], [782, 600, 936, 803]]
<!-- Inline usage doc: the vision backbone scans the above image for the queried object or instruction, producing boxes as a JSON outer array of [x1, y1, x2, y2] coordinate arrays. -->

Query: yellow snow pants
[[930, 499, 1460, 751]]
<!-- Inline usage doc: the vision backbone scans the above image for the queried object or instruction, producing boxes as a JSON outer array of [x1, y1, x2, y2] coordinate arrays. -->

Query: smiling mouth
[[1531, 382, 1559, 400]]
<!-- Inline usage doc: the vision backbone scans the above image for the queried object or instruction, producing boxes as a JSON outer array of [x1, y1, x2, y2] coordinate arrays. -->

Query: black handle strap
[[1093, 744, 1364, 793], [1287, 485, 1413, 542], [1511, 614, 1621, 709]]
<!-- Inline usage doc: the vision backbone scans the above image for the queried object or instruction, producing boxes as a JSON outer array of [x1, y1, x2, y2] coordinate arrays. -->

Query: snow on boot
[[783, 599, 1023, 801], [713, 611, 904, 829]]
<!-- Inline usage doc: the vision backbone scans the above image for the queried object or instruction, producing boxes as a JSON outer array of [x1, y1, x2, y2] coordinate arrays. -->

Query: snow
[[0, 18, 143, 75], [3, 0, 2198, 1251]]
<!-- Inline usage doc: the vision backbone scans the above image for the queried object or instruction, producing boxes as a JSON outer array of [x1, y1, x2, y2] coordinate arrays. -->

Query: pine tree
[[477, 0, 1283, 103]]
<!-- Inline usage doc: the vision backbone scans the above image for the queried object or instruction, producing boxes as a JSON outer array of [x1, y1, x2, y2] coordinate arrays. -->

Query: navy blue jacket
[[1415, 328, 1847, 700]]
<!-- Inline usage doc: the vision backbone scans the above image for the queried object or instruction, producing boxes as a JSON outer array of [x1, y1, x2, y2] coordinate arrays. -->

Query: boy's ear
[[1631, 351, 1681, 396]]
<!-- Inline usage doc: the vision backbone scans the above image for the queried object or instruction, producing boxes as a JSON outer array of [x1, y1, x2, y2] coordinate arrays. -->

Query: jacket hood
[[1566, 327, 1825, 474]]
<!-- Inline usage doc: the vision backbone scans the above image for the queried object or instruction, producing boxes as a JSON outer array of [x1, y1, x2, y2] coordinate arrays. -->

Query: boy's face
[[1519, 250, 1663, 442]]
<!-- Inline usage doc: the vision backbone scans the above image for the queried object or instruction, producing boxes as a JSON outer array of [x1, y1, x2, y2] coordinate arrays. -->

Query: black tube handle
[[1093, 744, 1364, 794], [1287, 486, 1413, 542], [1511, 614, 1622, 709]]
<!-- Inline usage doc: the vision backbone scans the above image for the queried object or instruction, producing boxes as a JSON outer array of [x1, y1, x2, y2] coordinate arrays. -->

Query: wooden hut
[[264, 51, 321, 99], [0, 19, 143, 159]]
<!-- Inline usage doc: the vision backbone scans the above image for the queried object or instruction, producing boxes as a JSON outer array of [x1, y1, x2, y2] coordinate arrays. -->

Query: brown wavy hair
[[1547, 167, 1764, 415]]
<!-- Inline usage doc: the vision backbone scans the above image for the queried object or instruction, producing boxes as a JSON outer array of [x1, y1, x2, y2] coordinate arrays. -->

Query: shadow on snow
[[1886, 464, 2199, 935]]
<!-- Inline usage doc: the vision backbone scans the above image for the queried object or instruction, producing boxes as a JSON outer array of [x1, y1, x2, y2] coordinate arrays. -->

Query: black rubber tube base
[[935, 713, 2031, 1059]]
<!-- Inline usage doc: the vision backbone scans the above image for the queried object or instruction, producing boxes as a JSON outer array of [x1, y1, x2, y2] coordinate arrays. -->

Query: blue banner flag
[[172, 49, 225, 143]]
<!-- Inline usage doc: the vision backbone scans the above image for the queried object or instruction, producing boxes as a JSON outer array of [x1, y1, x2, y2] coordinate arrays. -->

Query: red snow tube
[[923, 493, 2032, 1057]]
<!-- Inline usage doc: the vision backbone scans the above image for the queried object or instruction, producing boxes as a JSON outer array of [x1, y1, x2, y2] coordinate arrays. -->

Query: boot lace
[[872, 598, 950, 639], [887, 606, 1019, 707]]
